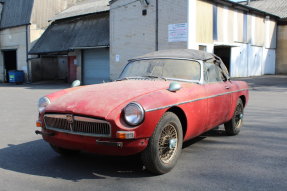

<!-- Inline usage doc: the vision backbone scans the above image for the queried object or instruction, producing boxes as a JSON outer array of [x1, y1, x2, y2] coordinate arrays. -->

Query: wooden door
[[68, 56, 77, 83]]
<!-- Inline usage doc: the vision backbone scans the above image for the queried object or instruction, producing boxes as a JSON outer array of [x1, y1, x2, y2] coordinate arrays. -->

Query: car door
[[203, 62, 232, 131]]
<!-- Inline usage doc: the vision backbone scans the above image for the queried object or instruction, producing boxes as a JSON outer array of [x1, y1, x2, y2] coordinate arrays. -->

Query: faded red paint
[[39, 80, 249, 156]]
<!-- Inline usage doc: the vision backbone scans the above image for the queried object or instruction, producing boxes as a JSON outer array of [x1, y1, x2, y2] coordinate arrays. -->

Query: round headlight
[[38, 97, 51, 113], [123, 102, 145, 126]]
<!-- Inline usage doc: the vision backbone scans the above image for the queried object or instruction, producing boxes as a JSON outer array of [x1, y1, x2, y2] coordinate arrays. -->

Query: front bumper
[[39, 128, 149, 156]]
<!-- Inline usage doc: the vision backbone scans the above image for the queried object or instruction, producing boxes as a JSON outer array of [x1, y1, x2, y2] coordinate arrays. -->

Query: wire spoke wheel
[[158, 123, 178, 164], [224, 99, 244, 136], [234, 103, 243, 128], [141, 112, 183, 174]]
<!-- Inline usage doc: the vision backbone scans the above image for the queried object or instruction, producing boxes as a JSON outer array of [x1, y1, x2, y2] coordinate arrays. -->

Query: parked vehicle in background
[[36, 49, 249, 174]]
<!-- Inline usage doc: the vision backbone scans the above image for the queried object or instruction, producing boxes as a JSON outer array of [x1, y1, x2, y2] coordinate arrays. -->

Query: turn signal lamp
[[36, 120, 42, 128], [116, 131, 135, 139]]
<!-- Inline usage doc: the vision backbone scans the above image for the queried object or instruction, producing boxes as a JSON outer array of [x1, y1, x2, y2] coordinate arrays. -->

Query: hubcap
[[158, 123, 178, 164]]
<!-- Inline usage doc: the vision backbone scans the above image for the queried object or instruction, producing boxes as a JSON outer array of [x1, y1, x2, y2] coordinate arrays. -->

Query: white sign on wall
[[168, 23, 188, 42], [115, 54, 120, 62]]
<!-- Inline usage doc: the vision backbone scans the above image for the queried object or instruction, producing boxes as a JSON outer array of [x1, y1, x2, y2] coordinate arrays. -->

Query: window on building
[[199, 45, 207, 51]]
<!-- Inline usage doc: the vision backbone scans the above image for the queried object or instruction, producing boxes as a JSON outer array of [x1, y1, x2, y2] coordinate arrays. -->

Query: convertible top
[[129, 49, 230, 80], [130, 49, 215, 61]]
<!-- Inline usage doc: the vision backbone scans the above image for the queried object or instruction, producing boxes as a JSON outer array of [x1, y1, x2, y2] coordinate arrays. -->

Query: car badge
[[66, 114, 74, 124]]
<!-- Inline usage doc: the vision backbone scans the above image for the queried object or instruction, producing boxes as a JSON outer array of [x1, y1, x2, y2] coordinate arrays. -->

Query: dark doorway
[[214, 46, 231, 72], [3, 50, 17, 82]]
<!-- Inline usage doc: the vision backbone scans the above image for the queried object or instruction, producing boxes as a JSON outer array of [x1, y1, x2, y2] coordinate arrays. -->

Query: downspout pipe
[[26, 24, 30, 83], [155, 0, 159, 51]]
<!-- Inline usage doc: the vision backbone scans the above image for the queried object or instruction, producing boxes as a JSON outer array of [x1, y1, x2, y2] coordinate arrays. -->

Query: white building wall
[[230, 44, 248, 77], [111, 0, 277, 79], [0, 26, 28, 81], [248, 45, 263, 76], [262, 48, 276, 75]]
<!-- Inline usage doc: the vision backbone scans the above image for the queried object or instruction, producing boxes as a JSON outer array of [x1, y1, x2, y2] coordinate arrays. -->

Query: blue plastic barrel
[[8, 70, 25, 84]]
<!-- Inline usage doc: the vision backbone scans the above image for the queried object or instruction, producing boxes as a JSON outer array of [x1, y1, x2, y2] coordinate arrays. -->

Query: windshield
[[120, 59, 201, 81]]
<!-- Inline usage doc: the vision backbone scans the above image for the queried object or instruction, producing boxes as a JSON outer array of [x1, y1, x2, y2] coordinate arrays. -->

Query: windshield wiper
[[116, 76, 145, 81], [142, 75, 167, 81]]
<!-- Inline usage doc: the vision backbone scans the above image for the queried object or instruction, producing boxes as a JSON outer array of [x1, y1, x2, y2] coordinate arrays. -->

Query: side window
[[204, 63, 224, 83]]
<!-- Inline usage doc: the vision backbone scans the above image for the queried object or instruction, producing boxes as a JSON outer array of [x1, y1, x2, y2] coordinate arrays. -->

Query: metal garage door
[[83, 48, 109, 85]]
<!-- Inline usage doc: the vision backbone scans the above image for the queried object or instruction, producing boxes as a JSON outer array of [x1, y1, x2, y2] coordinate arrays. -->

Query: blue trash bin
[[8, 70, 25, 84]]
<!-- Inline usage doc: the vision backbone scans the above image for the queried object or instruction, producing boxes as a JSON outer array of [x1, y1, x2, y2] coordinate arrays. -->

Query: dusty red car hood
[[46, 80, 171, 118]]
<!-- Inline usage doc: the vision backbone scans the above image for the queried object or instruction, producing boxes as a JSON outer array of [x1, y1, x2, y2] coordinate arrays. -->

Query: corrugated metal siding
[[196, 0, 213, 43], [244, 0, 287, 19], [0, 0, 34, 29], [253, 15, 265, 46], [30, 0, 79, 29], [29, 13, 109, 54], [52, 0, 109, 21]]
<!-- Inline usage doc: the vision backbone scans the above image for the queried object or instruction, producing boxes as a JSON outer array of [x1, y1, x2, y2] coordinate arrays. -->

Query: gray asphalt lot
[[0, 76, 286, 191]]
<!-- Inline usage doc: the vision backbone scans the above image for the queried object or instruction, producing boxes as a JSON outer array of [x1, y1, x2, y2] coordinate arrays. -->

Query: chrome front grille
[[44, 114, 111, 137]]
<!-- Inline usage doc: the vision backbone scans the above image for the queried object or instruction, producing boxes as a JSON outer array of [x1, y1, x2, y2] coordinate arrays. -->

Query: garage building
[[29, 0, 110, 84], [110, 0, 278, 79]]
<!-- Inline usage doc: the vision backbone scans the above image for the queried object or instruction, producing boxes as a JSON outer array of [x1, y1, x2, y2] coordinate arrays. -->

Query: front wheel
[[141, 112, 183, 174], [224, 99, 244, 136]]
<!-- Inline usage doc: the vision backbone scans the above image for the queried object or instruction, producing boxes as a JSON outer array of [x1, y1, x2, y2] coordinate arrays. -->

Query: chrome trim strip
[[146, 88, 248, 112], [44, 114, 110, 124], [45, 126, 111, 138]]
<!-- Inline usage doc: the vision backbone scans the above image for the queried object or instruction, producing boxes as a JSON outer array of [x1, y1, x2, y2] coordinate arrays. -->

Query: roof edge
[[49, 10, 109, 22], [109, 0, 279, 19]]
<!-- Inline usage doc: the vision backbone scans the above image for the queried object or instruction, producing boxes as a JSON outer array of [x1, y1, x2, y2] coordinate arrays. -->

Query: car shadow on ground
[[0, 140, 153, 181], [0, 129, 228, 181]]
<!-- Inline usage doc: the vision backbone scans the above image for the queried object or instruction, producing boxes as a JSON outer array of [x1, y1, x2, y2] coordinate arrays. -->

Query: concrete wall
[[276, 25, 287, 74], [0, 26, 28, 82], [110, 0, 188, 80]]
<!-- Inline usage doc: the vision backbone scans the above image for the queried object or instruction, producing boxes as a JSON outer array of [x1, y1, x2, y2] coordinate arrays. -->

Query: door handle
[[225, 86, 230, 90]]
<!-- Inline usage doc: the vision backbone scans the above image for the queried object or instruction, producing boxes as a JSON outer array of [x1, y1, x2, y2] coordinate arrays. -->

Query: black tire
[[224, 99, 244, 136], [50, 144, 80, 156], [141, 112, 183, 174]]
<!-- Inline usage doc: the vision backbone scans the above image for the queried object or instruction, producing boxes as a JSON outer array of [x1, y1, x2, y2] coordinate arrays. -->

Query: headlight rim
[[38, 96, 51, 113], [123, 102, 145, 127]]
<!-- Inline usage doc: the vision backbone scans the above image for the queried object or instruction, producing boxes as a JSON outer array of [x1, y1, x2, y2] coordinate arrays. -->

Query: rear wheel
[[50, 144, 80, 156], [141, 112, 183, 174], [224, 99, 244, 136]]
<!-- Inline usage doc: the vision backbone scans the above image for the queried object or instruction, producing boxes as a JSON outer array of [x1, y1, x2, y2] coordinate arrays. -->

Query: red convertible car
[[36, 49, 249, 174]]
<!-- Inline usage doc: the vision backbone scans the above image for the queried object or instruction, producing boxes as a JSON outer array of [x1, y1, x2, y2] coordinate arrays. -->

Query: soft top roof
[[129, 49, 230, 80], [130, 49, 215, 61]]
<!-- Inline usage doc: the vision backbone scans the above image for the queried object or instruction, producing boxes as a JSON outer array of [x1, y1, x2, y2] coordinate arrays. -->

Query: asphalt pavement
[[0, 76, 286, 191]]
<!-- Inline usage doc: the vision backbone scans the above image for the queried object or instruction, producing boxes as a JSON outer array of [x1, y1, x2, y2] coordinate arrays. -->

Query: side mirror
[[167, 82, 181, 92], [71, 80, 81, 87]]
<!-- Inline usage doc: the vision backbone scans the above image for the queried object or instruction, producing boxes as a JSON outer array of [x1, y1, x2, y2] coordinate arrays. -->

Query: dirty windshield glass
[[120, 59, 200, 81]]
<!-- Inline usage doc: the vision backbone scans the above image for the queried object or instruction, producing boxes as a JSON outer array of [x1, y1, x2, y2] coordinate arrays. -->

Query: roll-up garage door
[[83, 48, 110, 85]]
